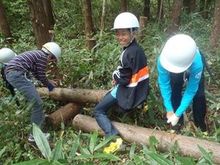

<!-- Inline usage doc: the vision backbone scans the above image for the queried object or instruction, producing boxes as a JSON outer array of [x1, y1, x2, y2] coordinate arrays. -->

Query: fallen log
[[47, 103, 80, 126], [72, 114, 220, 164], [37, 87, 107, 103]]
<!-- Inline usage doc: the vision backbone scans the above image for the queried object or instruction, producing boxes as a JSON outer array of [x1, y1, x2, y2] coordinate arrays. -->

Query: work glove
[[47, 83, 55, 92], [166, 111, 174, 119], [103, 137, 123, 154], [167, 114, 180, 126]]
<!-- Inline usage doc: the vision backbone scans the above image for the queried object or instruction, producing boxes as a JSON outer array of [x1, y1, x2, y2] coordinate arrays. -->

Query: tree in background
[[157, 0, 164, 22], [120, 0, 128, 12], [0, 0, 12, 42], [28, 0, 51, 48], [143, 0, 150, 19], [183, 0, 196, 13], [210, 0, 220, 50], [100, 0, 106, 38], [167, 0, 183, 35], [42, 0, 55, 30], [82, 0, 96, 50]]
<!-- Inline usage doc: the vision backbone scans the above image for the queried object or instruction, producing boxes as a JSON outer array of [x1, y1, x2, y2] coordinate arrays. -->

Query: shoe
[[28, 133, 50, 142], [103, 137, 123, 154]]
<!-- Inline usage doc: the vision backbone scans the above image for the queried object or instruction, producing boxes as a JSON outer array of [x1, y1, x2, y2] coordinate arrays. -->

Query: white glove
[[167, 114, 180, 126]]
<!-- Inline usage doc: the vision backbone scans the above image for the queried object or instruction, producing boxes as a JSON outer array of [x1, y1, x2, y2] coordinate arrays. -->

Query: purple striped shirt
[[6, 50, 50, 86]]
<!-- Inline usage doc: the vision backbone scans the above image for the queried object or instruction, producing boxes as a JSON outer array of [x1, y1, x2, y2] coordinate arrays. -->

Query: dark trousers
[[170, 72, 207, 131], [94, 93, 120, 136]]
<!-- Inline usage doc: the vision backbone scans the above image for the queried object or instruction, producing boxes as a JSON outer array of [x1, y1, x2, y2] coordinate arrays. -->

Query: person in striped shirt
[[4, 42, 61, 142]]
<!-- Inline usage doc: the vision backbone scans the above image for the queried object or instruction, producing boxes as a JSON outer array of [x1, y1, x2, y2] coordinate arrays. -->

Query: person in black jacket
[[94, 12, 149, 153]]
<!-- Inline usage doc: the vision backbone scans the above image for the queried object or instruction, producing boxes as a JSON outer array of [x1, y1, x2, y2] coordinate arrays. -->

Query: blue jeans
[[6, 71, 44, 126], [94, 92, 119, 136]]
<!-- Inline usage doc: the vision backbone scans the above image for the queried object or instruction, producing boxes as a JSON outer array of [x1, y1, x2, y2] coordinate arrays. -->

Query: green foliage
[[197, 145, 214, 165], [0, 0, 220, 164], [32, 123, 52, 160]]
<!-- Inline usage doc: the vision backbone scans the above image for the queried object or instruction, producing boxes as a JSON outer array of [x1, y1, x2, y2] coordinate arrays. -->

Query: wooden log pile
[[73, 114, 220, 164], [38, 87, 220, 163]]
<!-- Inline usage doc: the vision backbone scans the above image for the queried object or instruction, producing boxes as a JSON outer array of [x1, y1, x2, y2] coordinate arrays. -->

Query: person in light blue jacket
[[157, 34, 207, 132]]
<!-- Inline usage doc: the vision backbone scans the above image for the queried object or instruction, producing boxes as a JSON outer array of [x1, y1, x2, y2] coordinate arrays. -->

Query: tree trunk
[[47, 103, 80, 126], [82, 0, 96, 50], [0, 0, 12, 40], [42, 0, 55, 30], [37, 87, 107, 104], [157, 0, 164, 22], [120, 0, 128, 12], [210, 0, 220, 50], [73, 114, 220, 164], [183, 0, 196, 13], [167, 0, 183, 35], [28, 0, 51, 48], [143, 0, 150, 19], [100, 0, 106, 38]]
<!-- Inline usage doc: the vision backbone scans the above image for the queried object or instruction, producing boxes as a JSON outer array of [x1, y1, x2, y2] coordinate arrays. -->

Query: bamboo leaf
[[133, 155, 145, 165], [89, 132, 98, 153], [149, 136, 158, 153], [198, 145, 214, 165], [13, 159, 50, 165], [79, 146, 91, 155], [175, 156, 196, 165], [94, 136, 115, 151], [73, 154, 94, 160], [148, 152, 174, 165], [51, 139, 64, 161], [0, 146, 6, 158], [69, 139, 80, 157], [32, 123, 51, 160], [93, 153, 120, 161], [129, 143, 136, 160]]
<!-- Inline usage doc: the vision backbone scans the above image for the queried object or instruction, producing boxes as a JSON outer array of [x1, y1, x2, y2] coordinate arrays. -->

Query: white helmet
[[159, 34, 197, 73], [42, 42, 61, 61], [0, 48, 16, 64], [112, 12, 139, 30]]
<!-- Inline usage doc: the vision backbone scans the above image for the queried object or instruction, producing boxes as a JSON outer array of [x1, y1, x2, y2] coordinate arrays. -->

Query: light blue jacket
[[157, 50, 204, 117]]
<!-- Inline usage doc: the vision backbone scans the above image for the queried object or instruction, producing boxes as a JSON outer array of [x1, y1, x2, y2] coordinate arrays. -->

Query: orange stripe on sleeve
[[130, 66, 149, 83]]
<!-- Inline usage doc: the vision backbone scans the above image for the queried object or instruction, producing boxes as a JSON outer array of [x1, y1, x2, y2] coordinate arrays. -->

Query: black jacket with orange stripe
[[113, 39, 149, 110]]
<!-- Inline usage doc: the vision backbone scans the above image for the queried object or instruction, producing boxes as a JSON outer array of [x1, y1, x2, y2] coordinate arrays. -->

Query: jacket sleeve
[[157, 58, 173, 112], [175, 67, 203, 116], [112, 66, 132, 85], [113, 50, 132, 85]]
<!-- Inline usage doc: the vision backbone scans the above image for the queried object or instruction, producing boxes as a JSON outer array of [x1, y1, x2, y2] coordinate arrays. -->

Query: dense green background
[[0, 0, 220, 164]]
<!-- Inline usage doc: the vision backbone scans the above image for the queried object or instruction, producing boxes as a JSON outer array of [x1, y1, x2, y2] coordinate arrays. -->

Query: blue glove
[[47, 83, 55, 92]]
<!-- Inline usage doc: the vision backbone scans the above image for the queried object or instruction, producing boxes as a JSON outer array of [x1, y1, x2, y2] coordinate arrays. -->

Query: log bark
[[73, 114, 220, 164], [37, 87, 107, 103], [47, 103, 80, 126]]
